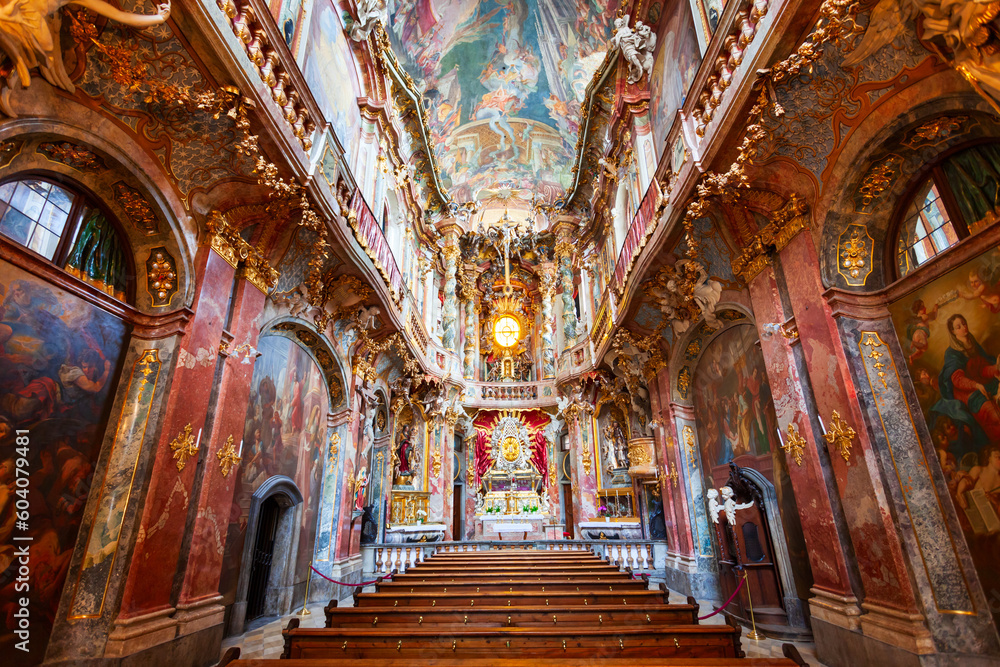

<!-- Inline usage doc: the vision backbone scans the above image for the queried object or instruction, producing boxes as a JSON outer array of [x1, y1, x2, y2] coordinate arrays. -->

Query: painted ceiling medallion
[[385, 0, 619, 203]]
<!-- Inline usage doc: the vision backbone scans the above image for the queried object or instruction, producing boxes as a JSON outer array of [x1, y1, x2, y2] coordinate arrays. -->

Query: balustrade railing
[[347, 190, 403, 302], [480, 384, 538, 401], [364, 540, 665, 576], [614, 181, 660, 292]]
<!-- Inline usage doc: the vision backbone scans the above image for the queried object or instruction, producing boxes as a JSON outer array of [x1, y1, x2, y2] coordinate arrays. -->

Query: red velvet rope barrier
[[698, 575, 745, 620], [310, 566, 392, 587]]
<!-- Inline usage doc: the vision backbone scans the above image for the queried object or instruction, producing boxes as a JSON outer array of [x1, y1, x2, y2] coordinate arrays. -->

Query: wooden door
[[562, 483, 574, 539]]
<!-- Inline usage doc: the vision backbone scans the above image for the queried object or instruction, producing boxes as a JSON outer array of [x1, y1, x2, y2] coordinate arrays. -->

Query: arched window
[[0, 176, 130, 301], [895, 142, 1000, 278]]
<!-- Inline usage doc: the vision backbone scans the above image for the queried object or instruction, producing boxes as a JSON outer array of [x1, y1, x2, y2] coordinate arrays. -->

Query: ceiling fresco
[[386, 0, 620, 205]]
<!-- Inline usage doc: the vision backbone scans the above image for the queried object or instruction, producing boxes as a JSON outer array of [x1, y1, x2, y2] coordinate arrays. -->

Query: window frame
[[0, 171, 135, 303], [887, 139, 997, 282]]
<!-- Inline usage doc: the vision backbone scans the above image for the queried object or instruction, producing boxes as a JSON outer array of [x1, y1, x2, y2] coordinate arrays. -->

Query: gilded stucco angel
[[0, 0, 171, 115]]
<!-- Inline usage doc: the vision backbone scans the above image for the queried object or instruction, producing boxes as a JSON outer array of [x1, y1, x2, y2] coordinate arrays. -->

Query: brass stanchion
[[298, 564, 313, 616], [742, 569, 765, 640]]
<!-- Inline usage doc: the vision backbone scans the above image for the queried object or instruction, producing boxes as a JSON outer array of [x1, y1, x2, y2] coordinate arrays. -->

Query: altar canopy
[[473, 410, 551, 487]]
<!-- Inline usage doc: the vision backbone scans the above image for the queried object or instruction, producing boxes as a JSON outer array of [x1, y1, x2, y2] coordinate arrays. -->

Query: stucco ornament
[[611, 14, 656, 84], [348, 0, 386, 42], [706, 488, 723, 524], [645, 259, 723, 335], [0, 0, 171, 116], [720, 485, 754, 526], [844, 0, 1000, 109]]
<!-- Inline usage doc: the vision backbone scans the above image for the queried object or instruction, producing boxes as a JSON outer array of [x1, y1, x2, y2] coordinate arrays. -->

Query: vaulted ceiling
[[386, 0, 621, 207]]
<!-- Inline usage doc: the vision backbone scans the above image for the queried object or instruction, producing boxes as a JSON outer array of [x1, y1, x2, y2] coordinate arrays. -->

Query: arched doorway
[[689, 320, 813, 638], [246, 496, 281, 622], [230, 475, 303, 632]]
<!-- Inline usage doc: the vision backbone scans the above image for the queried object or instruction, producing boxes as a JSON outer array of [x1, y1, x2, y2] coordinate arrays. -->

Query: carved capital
[[730, 195, 809, 283], [204, 211, 251, 269]]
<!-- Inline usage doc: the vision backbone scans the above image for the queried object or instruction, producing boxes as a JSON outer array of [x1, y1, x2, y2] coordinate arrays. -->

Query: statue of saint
[[395, 424, 414, 476]]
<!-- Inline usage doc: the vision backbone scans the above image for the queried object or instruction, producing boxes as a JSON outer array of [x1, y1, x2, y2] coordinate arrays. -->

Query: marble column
[[173, 271, 268, 638], [830, 307, 999, 657], [107, 227, 238, 657], [312, 410, 353, 600], [427, 414, 447, 528], [748, 263, 862, 633], [555, 234, 578, 350], [334, 387, 365, 561], [442, 409, 459, 540], [773, 229, 929, 652], [565, 401, 597, 534], [651, 367, 691, 556], [440, 235, 459, 352], [461, 266, 477, 379], [539, 267, 557, 379]]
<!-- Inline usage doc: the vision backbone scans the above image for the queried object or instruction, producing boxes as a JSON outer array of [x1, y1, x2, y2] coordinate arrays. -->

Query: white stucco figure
[[720, 486, 754, 526], [349, 0, 386, 42]]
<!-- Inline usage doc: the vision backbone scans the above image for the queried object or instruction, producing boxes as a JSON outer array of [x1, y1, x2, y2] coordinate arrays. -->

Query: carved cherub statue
[[720, 486, 754, 526], [706, 488, 722, 524]]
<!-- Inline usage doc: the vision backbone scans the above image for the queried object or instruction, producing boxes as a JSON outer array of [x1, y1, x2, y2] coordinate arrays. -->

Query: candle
[[237, 439, 244, 457], [776, 427, 785, 446], [195, 428, 202, 448], [817, 415, 827, 435]]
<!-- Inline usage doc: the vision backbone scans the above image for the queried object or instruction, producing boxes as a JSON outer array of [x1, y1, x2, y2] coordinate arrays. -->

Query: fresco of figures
[[0, 261, 128, 665], [890, 246, 1000, 623], [218, 334, 329, 612], [596, 404, 631, 489], [302, 0, 365, 168], [692, 324, 778, 485], [649, 0, 702, 157], [385, 0, 620, 201]]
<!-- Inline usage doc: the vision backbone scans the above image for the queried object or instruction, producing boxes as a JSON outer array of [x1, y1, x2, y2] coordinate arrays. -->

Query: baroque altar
[[473, 412, 552, 539]]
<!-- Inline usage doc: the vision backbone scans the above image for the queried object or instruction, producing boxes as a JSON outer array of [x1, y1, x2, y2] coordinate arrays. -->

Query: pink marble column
[[107, 243, 236, 656], [650, 368, 689, 554], [748, 264, 861, 627], [775, 231, 924, 639], [427, 416, 447, 529], [172, 274, 266, 637], [441, 412, 457, 540], [334, 389, 364, 561], [566, 404, 597, 534]]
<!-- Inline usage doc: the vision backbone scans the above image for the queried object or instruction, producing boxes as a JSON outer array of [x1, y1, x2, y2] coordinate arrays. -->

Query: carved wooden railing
[[592, 542, 655, 572]]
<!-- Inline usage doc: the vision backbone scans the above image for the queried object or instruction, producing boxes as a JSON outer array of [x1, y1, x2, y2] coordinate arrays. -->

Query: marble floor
[[219, 586, 828, 665]]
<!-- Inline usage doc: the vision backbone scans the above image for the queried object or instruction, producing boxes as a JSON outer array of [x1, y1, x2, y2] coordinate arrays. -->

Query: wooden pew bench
[[323, 603, 700, 628], [354, 588, 668, 608], [282, 623, 745, 659], [374, 578, 649, 594]]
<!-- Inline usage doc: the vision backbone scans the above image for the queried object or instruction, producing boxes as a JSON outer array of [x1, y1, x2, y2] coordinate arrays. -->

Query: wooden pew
[[374, 578, 649, 594], [282, 622, 746, 660], [323, 603, 700, 628], [229, 659, 804, 666], [353, 588, 668, 608]]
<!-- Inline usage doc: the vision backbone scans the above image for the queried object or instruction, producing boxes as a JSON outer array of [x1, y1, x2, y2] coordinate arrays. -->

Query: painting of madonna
[[891, 246, 1000, 628]]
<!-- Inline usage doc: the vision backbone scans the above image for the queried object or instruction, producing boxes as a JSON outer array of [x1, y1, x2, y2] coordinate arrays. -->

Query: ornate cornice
[[730, 195, 809, 283]]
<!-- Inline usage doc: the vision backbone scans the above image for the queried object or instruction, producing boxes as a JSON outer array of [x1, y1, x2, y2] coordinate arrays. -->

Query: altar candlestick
[[817, 414, 827, 435], [195, 428, 202, 449], [237, 439, 244, 456], [776, 428, 785, 447]]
